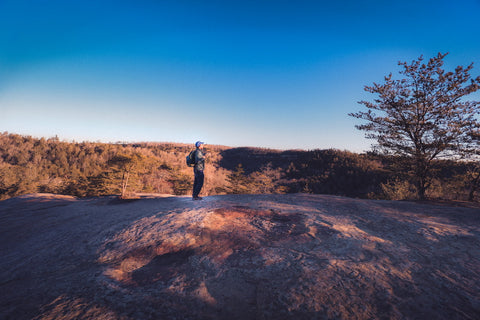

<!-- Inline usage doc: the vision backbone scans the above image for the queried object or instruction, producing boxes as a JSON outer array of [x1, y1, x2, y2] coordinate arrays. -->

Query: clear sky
[[1, 0, 480, 152]]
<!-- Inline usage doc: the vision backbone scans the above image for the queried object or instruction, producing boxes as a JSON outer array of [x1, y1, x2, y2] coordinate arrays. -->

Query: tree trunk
[[415, 170, 427, 200], [468, 167, 480, 202], [121, 170, 129, 199], [415, 157, 429, 200], [417, 182, 426, 200]]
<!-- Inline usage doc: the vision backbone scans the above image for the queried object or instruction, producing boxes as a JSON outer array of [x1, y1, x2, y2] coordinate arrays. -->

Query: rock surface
[[0, 193, 479, 319]]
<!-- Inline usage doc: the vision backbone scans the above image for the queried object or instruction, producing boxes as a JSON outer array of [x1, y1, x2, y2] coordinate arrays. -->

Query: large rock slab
[[0, 193, 479, 319]]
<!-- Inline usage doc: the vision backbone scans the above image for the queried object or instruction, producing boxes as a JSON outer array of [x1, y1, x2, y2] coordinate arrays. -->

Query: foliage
[[250, 163, 286, 194], [381, 178, 417, 201], [0, 132, 479, 202], [169, 172, 193, 195], [466, 164, 480, 201], [226, 164, 253, 194], [350, 53, 480, 199], [107, 153, 157, 198]]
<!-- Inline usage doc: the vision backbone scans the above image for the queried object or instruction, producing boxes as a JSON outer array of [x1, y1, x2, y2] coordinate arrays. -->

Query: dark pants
[[193, 170, 204, 198]]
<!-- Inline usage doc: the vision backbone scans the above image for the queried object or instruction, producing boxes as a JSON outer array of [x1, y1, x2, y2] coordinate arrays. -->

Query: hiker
[[192, 141, 205, 200]]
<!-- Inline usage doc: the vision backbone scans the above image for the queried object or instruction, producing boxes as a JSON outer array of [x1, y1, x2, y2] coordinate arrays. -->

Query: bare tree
[[350, 53, 480, 199]]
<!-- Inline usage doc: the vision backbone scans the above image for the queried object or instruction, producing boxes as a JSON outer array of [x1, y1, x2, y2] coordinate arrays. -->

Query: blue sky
[[1, 0, 479, 151]]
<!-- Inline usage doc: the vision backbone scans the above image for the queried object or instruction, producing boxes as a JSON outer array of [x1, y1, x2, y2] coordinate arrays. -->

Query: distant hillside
[[1, 193, 479, 319], [0, 132, 477, 201]]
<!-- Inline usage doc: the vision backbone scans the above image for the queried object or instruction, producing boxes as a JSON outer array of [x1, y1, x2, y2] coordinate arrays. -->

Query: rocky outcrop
[[1, 193, 479, 319]]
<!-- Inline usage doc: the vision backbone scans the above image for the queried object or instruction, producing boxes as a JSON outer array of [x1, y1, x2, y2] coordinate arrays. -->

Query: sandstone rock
[[0, 193, 479, 319]]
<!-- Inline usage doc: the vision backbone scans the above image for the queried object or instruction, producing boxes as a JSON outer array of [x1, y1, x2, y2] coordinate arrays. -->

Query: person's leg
[[197, 171, 204, 195], [192, 173, 199, 198], [193, 170, 204, 198]]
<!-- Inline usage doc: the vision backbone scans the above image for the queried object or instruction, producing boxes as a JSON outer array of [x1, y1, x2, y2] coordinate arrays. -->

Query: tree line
[[0, 132, 478, 201]]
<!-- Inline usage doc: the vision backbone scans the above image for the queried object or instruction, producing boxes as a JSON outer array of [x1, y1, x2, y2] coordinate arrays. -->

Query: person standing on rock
[[192, 141, 205, 200]]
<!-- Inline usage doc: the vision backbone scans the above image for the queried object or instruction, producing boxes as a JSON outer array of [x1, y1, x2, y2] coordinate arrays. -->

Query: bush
[[381, 178, 417, 200]]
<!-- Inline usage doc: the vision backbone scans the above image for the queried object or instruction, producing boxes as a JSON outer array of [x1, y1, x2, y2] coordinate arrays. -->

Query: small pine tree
[[106, 153, 157, 198], [226, 164, 253, 194]]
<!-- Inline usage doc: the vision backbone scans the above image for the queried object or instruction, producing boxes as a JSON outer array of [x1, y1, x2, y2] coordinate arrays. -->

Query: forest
[[0, 132, 478, 202]]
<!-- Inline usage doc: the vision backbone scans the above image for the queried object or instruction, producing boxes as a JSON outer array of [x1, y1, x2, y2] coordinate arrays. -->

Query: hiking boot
[[193, 196, 203, 200]]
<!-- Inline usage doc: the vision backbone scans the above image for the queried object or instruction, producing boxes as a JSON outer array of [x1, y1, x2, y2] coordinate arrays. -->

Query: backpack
[[186, 150, 196, 167]]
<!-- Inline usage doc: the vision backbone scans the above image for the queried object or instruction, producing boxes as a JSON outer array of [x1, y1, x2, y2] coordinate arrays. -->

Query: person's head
[[195, 141, 205, 149]]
